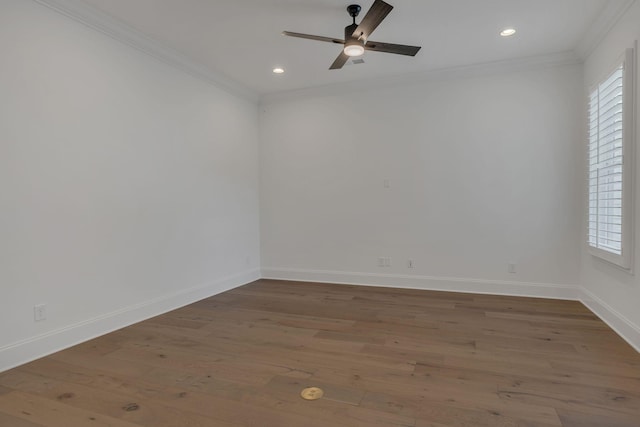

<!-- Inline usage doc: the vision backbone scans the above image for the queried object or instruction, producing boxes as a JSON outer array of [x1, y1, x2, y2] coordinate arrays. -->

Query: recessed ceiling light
[[500, 28, 517, 37], [273, 67, 285, 74]]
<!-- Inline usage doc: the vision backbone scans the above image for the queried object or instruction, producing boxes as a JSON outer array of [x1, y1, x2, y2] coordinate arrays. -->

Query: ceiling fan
[[283, 0, 421, 70]]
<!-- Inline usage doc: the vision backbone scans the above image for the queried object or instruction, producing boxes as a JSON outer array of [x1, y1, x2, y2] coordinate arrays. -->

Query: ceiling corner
[[574, 0, 637, 61], [32, 0, 260, 103]]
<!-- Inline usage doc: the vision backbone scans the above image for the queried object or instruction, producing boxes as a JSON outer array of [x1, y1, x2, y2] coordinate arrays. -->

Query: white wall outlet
[[383, 179, 390, 189], [508, 263, 517, 274], [34, 304, 47, 322], [408, 259, 414, 268], [378, 257, 392, 267]]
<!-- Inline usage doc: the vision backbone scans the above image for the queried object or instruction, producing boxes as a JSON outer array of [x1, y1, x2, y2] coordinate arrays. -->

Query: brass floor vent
[[300, 387, 324, 401]]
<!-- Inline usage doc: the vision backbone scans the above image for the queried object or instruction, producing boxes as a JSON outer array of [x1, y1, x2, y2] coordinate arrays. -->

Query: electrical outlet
[[34, 304, 47, 322], [378, 257, 392, 267], [508, 263, 517, 274], [408, 259, 414, 268]]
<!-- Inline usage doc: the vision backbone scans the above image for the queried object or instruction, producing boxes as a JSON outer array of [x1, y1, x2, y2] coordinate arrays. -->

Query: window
[[588, 47, 635, 270]]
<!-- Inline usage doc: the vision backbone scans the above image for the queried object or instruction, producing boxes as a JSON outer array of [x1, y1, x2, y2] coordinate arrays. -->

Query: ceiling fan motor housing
[[345, 23, 361, 41], [344, 23, 365, 56]]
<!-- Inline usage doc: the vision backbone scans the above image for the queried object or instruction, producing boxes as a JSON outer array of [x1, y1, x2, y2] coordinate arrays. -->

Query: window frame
[[587, 46, 636, 271]]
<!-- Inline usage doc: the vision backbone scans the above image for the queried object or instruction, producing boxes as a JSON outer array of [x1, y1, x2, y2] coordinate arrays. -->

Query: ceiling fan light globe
[[344, 44, 365, 57]]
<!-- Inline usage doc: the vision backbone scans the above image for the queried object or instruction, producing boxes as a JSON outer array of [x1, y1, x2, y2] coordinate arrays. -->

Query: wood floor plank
[[556, 408, 640, 427], [0, 412, 45, 427], [0, 391, 143, 427], [1, 279, 639, 427], [416, 403, 560, 427]]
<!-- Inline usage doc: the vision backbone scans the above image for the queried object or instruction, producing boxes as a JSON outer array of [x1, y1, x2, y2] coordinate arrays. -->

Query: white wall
[[0, 0, 260, 371], [3, 0, 636, 374], [580, 1, 640, 350], [260, 64, 584, 297]]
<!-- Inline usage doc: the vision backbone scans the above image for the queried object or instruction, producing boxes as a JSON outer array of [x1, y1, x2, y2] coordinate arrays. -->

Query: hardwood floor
[[1, 279, 639, 426]]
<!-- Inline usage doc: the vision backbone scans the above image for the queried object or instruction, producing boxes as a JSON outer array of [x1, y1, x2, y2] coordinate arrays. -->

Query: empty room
[[1, 0, 640, 426]]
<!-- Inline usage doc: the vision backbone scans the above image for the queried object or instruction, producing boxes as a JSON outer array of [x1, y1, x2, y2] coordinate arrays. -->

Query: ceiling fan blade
[[282, 31, 345, 45], [365, 41, 421, 56], [352, 0, 393, 39], [329, 51, 350, 70]]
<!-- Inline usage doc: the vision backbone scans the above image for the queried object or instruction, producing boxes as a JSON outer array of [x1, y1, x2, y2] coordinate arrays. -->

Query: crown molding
[[33, 0, 625, 106], [574, 0, 636, 60], [33, 0, 259, 103], [260, 51, 581, 105]]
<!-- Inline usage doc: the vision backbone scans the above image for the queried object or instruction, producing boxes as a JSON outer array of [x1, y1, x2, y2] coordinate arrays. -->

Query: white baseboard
[[4, 267, 637, 373], [0, 269, 260, 373], [261, 268, 581, 300], [580, 289, 640, 353]]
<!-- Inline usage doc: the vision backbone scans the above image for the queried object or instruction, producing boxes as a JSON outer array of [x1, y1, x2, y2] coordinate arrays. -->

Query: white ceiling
[[77, 0, 617, 95]]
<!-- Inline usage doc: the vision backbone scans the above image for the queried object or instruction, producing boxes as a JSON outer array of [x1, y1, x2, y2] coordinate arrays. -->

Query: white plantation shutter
[[588, 66, 624, 254], [587, 48, 635, 269]]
